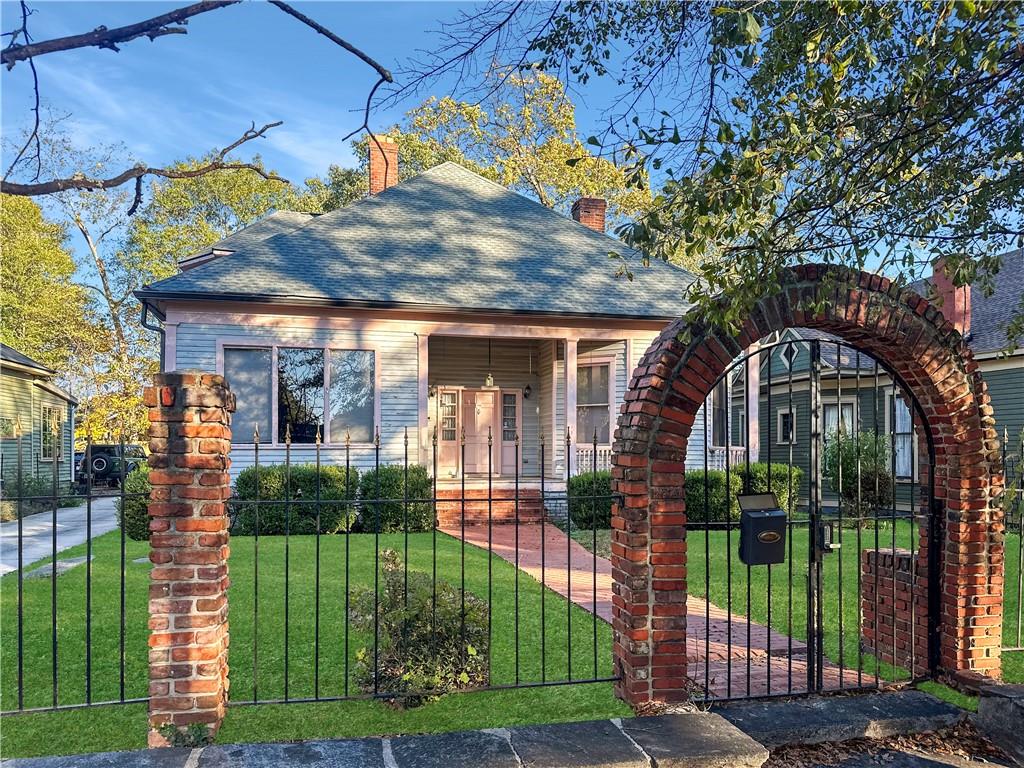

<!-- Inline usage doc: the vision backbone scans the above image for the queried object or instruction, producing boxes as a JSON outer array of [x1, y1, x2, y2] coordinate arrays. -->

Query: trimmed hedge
[[567, 470, 613, 529], [685, 462, 803, 523], [117, 465, 152, 541], [358, 464, 433, 533], [230, 463, 359, 536]]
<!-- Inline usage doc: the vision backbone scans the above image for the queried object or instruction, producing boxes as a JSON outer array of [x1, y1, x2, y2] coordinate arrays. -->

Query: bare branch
[[2, 1, 239, 68], [2, 2, 42, 180], [1, 121, 288, 198], [267, 1, 392, 83]]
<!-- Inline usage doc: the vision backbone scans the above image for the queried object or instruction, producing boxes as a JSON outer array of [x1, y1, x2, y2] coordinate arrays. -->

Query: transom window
[[577, 363, 611, 444], [224, 345, 375, 444]]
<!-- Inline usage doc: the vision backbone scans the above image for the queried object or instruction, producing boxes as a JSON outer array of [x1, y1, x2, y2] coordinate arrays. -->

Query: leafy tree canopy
[[528, 0, 1024, 341]]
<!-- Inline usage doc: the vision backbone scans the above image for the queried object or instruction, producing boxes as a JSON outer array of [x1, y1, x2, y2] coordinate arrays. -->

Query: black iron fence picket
[[1003, 429, 1023, 652]]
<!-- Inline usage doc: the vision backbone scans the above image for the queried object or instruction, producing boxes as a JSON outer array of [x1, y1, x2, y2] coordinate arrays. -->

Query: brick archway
[[610, 264, 1005, 706]]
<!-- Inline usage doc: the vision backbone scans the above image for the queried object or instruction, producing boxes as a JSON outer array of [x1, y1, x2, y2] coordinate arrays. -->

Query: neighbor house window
[[41, 405, 62, 460], [577, 363, 611, 444], [278, 347, 325, 444], [0, 416, 15, 439], [734, 408, 746, 447], [711, 380, 728, 448], [889, 393, 914, 480], [777, 407, 797, 445], [224, 347, 272, 443], [823, 402, 856, 444], [329, 349, 375, 443]]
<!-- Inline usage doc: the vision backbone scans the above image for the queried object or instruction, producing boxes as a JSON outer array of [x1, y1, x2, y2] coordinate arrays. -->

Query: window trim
[[776, 406, 797, 445], [709, 379, 730, 449], [40, 404, 63, 461], [576, 356, 616, 446], [217, 337, 380, 447], [885, 391, 917, 482], [822, 398, 858, 440]]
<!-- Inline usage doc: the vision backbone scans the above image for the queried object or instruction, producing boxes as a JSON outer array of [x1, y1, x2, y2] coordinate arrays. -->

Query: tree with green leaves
[[418, 1, 1024, 342], [0, 193, 101, 372]]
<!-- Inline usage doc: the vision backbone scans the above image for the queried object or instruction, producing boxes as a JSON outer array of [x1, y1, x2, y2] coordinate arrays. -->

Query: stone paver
[[510, 719, 647, 768], [621, 713, 769, 768], [198, 738, 384, 767], [388, 729, 518, 768], [442, 522, 863, 697]]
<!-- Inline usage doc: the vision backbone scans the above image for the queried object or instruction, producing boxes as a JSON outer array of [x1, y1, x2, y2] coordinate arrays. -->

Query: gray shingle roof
[[139, 163, 696, 319], [1, 343, 54, 375], [204, 210, 316, 254], [907, 249, 1023, 353]]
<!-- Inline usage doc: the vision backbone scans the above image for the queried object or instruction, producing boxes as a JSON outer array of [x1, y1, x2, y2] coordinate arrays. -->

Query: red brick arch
[[610, 264, 1005, 706]]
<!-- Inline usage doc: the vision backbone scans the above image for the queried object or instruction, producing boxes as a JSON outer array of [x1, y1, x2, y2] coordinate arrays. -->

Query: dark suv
[[76, 444, 147, 487]]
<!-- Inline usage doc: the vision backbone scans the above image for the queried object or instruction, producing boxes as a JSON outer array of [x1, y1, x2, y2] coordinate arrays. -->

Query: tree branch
[[1, 121, 288, 199], [267, 1, 392, 83], [2, 1, 239, 68]]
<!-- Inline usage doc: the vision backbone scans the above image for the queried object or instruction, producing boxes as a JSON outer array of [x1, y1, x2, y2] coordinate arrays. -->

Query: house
[[135, 136, 714, 509], [0, 343, 77, 490], [722, 252, 1024, 508]]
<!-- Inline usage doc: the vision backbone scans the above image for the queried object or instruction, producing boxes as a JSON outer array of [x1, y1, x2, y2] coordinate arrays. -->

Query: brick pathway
[[441, 522, 864, 698]]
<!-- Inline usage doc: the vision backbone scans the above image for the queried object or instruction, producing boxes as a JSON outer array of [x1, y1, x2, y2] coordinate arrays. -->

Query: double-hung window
[[711, 380, 728, 448], [889, 393, 914, 480], [777, 408, 797, 445], [41, 405, 62, 460], [224, 345, 375, 444], [577, 363, 611, 444]]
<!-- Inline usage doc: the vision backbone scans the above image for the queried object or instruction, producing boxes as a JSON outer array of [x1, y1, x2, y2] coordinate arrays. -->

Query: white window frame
[[734, 407, 746, 447], [709, 379, 730, 449], [823, 398, 858, 440], [576, 357, 615, 447], [217, 338, 380, 447], [776, 406, 797, 445], [40, 404, 63, 461], [885, 391, 917, 482]]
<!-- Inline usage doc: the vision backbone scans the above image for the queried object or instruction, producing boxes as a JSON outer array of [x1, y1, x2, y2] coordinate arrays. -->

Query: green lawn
[[1, 529, 628, 758]]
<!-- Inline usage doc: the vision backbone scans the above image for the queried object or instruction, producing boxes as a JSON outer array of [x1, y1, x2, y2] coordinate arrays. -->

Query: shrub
[[567, 470, 613, 529], [0, 476, 82, 521], [350, 549, 488, 705], [117, 465, 152, 541], [231, 463, 358, 536], [684, 463, 803, 523], [358, 464, 433, 533], [684, 468, 743, 523], [822, 430, 894, 518]]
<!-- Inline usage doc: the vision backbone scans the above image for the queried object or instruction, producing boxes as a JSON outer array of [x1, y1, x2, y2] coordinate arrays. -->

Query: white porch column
[[417, 333, 429, 465], [565, 338, 577, 478], [746, 343, 760, 462]]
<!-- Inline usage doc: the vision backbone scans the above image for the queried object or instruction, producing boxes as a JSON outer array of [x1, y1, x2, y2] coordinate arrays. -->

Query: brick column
[[145, 372, 235, 747]]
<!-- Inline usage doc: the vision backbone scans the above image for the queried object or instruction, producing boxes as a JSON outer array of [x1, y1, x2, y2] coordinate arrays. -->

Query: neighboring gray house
[[0, 343, 77, 489], [135, 139, 712, 493]]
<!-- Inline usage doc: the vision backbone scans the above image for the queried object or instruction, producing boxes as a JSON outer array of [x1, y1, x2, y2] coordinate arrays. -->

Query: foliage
[[568, 470, 613, 529], [306, 71, 651, 224], [684, 462, 803, 523], [0, 475, 81, 521], [357, 464, 434, 533], [157, 722, 213, 748], [822, 430, 895, 517], [349, 549, 488, 705], [529, 2, 1024, 344], [0, 194, 100, 373], [116, 465, 151, 542], [230, 463, 359, 536]]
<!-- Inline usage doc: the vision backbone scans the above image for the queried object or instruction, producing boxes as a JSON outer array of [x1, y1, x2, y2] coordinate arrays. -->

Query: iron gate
[[688, 337, 940, 701]]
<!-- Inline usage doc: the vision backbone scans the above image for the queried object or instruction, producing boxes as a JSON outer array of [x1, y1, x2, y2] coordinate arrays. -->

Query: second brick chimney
[[368, 135, 398, 195], [572, 197, 607, 233], [931, 256, 972, 337]]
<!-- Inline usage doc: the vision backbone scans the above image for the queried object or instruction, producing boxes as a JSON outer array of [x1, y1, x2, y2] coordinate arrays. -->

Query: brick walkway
[[441, 522, 864, 698]]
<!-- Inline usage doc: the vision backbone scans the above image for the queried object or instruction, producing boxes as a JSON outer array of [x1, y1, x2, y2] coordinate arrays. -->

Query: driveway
[[0, 496, 119, 576]]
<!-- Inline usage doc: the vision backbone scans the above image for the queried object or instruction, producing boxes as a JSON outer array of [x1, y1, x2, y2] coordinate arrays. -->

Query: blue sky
[[1, 1, 620, 183]]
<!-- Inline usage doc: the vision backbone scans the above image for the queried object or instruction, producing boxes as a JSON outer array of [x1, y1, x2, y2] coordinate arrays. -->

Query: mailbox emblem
[[757, 531, 782, 544]]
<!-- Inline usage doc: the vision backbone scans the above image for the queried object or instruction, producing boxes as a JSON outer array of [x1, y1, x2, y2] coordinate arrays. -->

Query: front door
[[463, 390, 497, 473]]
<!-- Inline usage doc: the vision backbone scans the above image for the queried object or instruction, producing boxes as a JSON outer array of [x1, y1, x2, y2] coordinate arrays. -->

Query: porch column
[[417, 333, 429, 465], [565, 339, 577, 478], [746, 343, 760, 462]]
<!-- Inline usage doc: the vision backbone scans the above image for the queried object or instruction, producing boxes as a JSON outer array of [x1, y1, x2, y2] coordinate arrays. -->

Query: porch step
[[435, 488, 546, 526]]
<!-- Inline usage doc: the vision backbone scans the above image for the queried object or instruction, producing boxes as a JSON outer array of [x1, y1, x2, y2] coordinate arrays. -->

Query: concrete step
[[717, 689, 964, 749], [973, 683, 1024, 765]]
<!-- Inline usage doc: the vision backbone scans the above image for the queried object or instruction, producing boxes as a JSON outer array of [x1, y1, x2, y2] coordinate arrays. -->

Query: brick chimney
[[571, 197, 607, 233], [368, 135, 398, 195], [931, 256, 972, 337]]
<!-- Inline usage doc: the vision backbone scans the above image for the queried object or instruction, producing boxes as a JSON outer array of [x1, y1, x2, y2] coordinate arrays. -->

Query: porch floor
[[439, 521, 865, 699]]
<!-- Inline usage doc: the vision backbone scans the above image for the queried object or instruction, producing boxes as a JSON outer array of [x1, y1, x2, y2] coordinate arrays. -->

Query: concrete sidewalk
[[0, 496, 118, 576]]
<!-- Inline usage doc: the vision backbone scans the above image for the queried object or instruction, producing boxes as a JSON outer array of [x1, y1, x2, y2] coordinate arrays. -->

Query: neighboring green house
[[0, 343, 77, 490], [722, 252, 1023, 509]]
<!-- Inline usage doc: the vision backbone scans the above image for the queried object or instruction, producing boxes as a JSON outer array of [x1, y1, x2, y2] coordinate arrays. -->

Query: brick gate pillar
[[144, 372, 235, 747]]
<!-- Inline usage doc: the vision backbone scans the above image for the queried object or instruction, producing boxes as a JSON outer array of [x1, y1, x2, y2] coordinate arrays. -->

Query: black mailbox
[[738, 493, 787, 566]]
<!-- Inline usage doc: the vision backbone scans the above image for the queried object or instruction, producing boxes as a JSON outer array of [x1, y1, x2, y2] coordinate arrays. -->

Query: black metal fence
[[1003, 429, 1023, 652], [1, 421, 148, 715], [223, 426, 618, 707]]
